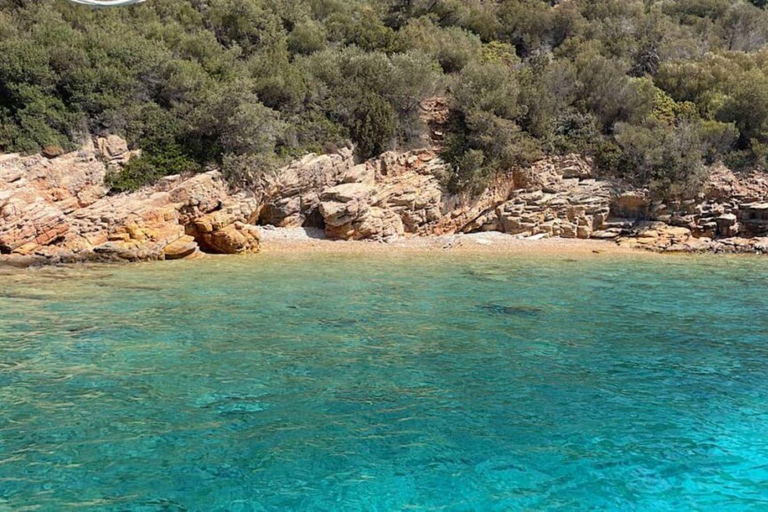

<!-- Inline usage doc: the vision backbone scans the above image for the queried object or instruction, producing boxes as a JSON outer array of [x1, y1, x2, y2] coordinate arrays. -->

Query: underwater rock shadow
[[477, 303, 545, 317]]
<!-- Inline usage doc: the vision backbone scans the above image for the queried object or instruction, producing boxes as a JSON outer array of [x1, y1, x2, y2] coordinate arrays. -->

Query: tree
[[351, 93, 397, 159]]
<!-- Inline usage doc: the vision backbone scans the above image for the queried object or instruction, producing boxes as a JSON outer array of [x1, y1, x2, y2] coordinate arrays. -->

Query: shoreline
[[5, 228, 767, 269], [0, 230, 644, 268], [255, 228, 643, 256]]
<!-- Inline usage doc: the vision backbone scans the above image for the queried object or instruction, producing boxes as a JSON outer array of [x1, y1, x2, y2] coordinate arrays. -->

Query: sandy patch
[[255, 227, 644, 256]]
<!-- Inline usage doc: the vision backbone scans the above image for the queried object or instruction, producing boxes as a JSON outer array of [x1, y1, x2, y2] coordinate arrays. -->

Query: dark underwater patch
[[318, 318, 360, 328], [0, 292, 48, 301], [479, 304, 544, 317]]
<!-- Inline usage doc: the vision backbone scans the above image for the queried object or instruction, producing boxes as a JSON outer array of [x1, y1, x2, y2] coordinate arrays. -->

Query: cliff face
[[2, 137, 768, 264]]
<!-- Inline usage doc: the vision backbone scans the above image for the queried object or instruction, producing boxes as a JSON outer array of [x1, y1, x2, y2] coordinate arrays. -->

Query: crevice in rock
[[458, 203, 504, 233], [49, 235, 66, 247], [184, 224, 216, 254], [256, 203, 280, 227], [192, 237, 221, 254], [303, 209, 326, 230]]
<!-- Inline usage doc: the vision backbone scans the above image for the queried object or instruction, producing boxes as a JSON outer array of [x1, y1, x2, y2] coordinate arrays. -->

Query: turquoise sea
[[1, 253, 768, 511]]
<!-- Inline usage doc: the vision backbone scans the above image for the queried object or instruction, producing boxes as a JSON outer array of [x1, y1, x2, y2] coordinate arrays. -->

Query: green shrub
[[288, 20, 327, 55], [2, 0, 768, 197], [221, 152, 280, 187], [351, 94, 397, 160]]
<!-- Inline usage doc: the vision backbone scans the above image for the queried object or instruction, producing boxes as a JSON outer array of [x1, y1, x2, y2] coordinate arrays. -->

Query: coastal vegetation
[[1, 0, 768, 199]]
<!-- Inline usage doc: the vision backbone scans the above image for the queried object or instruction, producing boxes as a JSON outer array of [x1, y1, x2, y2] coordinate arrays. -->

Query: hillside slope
[[2, 0, 768, 200]]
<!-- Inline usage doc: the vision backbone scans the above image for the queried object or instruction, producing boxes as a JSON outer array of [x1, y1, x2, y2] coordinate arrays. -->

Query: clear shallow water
[[1, 253, 768, 511]]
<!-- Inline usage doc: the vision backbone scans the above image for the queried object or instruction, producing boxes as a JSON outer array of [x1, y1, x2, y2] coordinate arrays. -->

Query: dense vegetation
[[2, 0, 768, 198]]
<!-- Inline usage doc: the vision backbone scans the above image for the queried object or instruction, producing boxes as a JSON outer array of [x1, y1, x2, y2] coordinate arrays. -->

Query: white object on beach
[[475, 238, 492, 246], [66, 0, 146, 6]]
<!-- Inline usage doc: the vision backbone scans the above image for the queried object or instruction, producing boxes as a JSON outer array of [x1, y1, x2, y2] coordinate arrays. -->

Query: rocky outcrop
[[617, 222, 768, 254], [5, 133, 768, 265], [192, 221, 260, 254], [163, 235, 199, 260], [310, 151, 629, 242], [0, 144, 109, 255], [646, 166, 768, 239], [6, 137, 629, 262], [315, 150, 444, 240], [492, 156, 620, 239], [188, 197, 261, 254], [306, 150, 768, 253], [0, 138, 260, 263], [258, 150, 355, 227], [617, 166, 768, 253]]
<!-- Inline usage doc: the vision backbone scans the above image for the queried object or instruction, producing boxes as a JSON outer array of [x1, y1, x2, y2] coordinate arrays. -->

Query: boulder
[[163, 235, 199, 260], [42, 145, 66, 159], [96, 135, 130, 162], [194, 222, 260, 254], [93, 241, 164, 261], [168, 171, 228, 224], [325, 206, 404, 241]]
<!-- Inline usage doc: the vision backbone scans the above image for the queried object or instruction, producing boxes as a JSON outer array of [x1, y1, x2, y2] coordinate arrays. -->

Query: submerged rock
[[480, 304, 545, 317]]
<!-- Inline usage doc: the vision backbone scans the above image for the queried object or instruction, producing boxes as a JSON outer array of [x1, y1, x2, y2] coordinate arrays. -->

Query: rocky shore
[[2, 135, 768, 266]]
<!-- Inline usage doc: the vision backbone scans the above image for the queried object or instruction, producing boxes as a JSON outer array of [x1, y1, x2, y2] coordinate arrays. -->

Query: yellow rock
[[163, 236, 199, 260]]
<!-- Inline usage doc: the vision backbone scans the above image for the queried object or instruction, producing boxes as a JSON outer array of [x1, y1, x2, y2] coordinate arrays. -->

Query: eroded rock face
[[0, 146, 108, 255], [4, 139, 632, 260], [255, 147, 446, 241], [258, 150, 355, 227], [311, 152, 630, 242], [490, 155, 643, 240], [0, 139, 260, 262], [312, 149, 445, 240], [641, 165, 768, 246], [373, 150, 445, 234], [494, 158, 618, 240], [6, 134, 768, 264]]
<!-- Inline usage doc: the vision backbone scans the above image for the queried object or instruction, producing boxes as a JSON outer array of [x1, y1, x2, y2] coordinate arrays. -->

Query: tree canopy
[[1, 0, 768, 199]]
